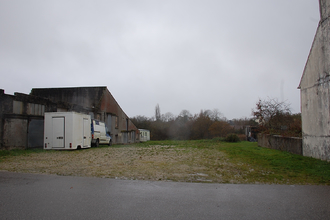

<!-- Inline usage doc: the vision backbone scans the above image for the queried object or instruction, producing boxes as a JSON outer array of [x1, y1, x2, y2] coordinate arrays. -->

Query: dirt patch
[[0, 145, 256, 183]]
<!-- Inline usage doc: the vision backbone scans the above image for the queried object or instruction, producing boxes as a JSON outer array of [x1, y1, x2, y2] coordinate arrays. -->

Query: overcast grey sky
[[0, 0, 320, 119]]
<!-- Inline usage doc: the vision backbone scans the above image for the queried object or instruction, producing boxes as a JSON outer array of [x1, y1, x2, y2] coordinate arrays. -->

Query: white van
[[91, 119, 112, 147], [44, 112, 91, 150]]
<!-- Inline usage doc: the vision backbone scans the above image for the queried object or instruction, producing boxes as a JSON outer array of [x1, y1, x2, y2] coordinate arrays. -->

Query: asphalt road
[[0, 171, 329, 220]]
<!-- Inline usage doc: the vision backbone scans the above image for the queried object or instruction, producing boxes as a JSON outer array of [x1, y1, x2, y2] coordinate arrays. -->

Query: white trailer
[[44, 112, 91, 150]]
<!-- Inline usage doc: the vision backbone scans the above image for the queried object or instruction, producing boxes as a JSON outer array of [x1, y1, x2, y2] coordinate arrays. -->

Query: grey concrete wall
[[299, 0, 330, 161], [303, 135, 330, 160], [3, 118, 28, 150], [258, 134, 302, 155]]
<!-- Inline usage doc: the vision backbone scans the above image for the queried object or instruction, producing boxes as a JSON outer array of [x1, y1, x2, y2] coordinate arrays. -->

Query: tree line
[[131, 105, 256, 141], [132, 98, 302, 141]]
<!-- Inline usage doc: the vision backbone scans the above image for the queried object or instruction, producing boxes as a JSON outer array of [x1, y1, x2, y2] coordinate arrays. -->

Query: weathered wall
[[299, 0, 330, 161], [31, 87, 105, 114], [258, 134, 302, 155], [302, 135, 330, 160], [0, 91, 57, 150], [3, 118, 27, 150]]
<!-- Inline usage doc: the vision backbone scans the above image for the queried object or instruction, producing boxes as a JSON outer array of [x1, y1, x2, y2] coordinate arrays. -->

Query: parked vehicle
[[91, 119, 112, 147], [44, 112, 91, 150]]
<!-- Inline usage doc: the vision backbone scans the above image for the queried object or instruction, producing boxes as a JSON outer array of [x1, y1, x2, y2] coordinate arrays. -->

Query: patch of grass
[[218, 141, 330, 185], [0, 148, 45, 162]]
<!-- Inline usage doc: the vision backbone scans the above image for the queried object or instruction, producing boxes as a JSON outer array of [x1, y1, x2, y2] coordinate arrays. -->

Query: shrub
[[225, 134, 240, 142]]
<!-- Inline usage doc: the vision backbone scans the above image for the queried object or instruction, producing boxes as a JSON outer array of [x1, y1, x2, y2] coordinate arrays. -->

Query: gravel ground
[[0, 145, 250, 183]]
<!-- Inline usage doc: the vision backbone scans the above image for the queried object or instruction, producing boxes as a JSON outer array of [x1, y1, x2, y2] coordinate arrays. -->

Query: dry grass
[[0, 144, 244, 183]]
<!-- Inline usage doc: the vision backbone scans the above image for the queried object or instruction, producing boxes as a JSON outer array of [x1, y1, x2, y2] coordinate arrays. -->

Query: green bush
[[225, 134, 240, 142]]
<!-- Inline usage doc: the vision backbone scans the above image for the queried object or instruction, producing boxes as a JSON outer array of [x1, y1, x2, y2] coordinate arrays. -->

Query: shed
[[138, 129, 150, 142]]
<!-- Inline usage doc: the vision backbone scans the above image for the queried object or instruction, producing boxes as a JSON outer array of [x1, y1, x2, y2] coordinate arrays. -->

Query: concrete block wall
[[258, 134, 302, 155]]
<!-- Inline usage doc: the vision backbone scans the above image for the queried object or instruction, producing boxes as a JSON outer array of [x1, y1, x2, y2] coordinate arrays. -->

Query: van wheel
[[108, 140, 112, 146], [95, 139, 99, 148]]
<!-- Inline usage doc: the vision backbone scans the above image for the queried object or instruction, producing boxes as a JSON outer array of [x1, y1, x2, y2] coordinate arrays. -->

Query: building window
[[115, 116, 118, 129]]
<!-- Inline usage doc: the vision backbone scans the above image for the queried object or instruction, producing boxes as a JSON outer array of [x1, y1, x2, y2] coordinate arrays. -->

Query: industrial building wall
[[31, 87, 139, 144], [1, 115, 45, 150], [31, 87, 105, 112], [0, 91, 56, 150], [100, 89, 139, 144], [1, 87, 138, 148]]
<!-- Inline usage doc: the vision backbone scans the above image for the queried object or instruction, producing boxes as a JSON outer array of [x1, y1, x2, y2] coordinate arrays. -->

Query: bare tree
[[252, 98, 291, 132], [210, 108, 225, 121], [162, 112, 174, 122], [131, 115, 151, 129], [178, 109, 192, 122]]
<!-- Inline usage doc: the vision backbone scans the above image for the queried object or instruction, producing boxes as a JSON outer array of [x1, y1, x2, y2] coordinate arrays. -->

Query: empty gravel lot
[[0, 144, 246, 183], [1, 141, 329, 185]]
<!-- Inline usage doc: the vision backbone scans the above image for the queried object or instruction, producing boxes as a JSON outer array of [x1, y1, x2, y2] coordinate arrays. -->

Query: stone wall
[[257, 133, 302, 155]]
